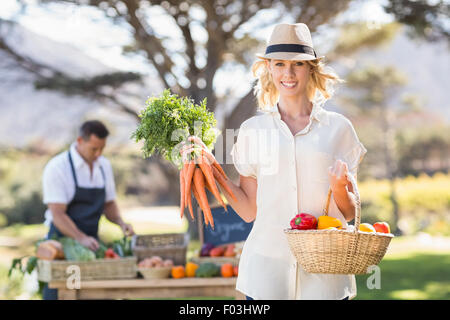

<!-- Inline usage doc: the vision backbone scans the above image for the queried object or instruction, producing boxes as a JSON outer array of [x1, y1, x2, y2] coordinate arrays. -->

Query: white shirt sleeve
[[230, 120, 259, 179], [338, 117, 367, 177], [42, 160, 71, 204], [343, 141, 367, 177], [102, 158, 117, 202]]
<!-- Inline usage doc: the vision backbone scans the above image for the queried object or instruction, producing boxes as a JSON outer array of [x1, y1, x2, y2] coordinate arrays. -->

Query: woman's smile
[[281, 81, 298, 89]]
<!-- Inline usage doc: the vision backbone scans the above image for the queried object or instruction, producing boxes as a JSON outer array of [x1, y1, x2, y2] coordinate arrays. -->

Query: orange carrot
[[184, 160, 196, 220], [186, 192, 194, 221], [202, 150, 229, 180], [198, 150, 225, 212], [204, 171, 228, 212], [179, 168, 185, 219], [184, 160, 196, 205], [213, 162, 228, 180], [212, 165, 238, 202], [193, 167, 214, 229], [192, 182, 209, 226]]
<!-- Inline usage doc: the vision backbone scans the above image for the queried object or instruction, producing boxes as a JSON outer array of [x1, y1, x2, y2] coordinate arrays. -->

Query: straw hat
[[256, 23, 324, 61]]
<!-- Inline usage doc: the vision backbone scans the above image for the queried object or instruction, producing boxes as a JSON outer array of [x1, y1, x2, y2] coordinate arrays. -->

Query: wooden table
[[49, 277, 245, 300]]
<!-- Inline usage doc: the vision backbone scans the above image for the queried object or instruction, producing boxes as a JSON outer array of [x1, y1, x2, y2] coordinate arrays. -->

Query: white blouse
[[231, 102, 367, 300]]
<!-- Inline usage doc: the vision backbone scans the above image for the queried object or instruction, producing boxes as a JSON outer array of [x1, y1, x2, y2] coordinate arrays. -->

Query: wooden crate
[[37, 257, 137, 282], [190, 256, 239, 267], [132, 233, 189, 265]]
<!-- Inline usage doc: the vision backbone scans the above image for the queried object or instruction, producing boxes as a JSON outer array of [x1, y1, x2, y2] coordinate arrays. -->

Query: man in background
[[42, 120, 134, 299]]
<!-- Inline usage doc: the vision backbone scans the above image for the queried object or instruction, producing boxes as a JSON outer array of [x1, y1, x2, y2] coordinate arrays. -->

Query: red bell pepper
[[104, 248, 119, 259], [290, 213, 318, 230]]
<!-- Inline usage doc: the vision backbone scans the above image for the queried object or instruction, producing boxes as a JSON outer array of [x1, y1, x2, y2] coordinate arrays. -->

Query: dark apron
[[43, 151, 106, 300]]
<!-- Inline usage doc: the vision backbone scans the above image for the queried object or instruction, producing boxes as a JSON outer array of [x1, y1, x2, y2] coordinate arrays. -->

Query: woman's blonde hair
[[251, 58, 343, 110]]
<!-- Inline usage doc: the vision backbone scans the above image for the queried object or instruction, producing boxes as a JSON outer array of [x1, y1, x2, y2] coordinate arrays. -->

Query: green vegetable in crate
[[60, 237, 96, 261], [112, 236, 133, 257], [195, 262, 220, 278], [123, 237, 133, 256], [113, 242, 124, 258], [26, 256, 38, 274], [95, 242, 108, 259]]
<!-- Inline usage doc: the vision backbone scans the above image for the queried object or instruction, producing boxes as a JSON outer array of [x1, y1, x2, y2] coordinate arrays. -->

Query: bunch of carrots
[[180, 147, 237, 230]]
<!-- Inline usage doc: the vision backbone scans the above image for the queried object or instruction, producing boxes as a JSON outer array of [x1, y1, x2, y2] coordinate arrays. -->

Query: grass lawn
[[355, 251, 450, 300]]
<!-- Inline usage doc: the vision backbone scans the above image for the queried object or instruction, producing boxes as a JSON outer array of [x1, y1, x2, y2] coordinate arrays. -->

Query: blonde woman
[[184, 23, 366, 300]]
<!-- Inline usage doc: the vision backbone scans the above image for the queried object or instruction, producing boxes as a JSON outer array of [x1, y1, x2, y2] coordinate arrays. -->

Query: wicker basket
[[37, 257, 138, 282], [138, 266, 172, 279], [132, 233, 189, 265], [284, 174, 394, 275]]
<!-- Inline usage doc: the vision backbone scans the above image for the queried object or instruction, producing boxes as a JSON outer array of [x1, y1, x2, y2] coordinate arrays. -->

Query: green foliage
[[35, 72, 142, 96], [346, 64, 408, 107], [0, 150, 47, 225], [0, 213, 7, 227], [25, 256, 38, 274], [333, 22, 401, 57], [359, 173, 450, 235], [9, 256, 26, 278], [1, 264, 36, 299], [396, 125, 450, 176], [132, 89, 218, 168], [95, 242, 108, 259], [384, 0, 450, 43]]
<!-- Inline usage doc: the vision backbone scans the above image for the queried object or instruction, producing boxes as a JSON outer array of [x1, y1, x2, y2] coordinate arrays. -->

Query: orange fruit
[[171, 265, 185, 279], [220, 263, 234, 278]]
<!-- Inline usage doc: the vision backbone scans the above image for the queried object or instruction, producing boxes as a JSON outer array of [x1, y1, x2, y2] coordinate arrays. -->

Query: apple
[[373, 222, 390, 233]]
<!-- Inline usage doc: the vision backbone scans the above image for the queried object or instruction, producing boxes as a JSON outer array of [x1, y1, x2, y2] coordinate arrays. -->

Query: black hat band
[[265, 44, 316, 57]]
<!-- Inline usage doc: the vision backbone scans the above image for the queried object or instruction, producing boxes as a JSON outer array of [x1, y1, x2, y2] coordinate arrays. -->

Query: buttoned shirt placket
[[269, 104, 322, 299]]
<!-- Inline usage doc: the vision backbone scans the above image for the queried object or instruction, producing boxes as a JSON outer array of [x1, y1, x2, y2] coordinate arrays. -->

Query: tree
[[344, 65, 408, 235], [0, 18, 144, 120], [397, 125, 450, 176], [383, 0, 450, 44]]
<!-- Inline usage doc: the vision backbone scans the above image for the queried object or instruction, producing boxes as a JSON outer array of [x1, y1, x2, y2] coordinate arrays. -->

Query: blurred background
[[0, 0, 449, 300]]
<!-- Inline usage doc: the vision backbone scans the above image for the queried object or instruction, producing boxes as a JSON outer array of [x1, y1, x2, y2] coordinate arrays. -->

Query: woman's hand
[[187, 136, 207, 150], [328, 159, 349, 192], [180, 136, 215, 164]]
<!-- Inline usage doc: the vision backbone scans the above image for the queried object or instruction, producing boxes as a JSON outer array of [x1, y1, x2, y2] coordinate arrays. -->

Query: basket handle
[[323, 172, 361, 232]]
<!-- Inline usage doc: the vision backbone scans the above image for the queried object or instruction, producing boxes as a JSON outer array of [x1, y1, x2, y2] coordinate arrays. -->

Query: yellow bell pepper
[[359, 223, 376, 233], [318, 216, 343, 230], [185, 262, 199, 277]]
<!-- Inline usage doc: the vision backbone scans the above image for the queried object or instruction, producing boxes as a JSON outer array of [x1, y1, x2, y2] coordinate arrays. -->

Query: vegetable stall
[[9, 230, 246, 300]]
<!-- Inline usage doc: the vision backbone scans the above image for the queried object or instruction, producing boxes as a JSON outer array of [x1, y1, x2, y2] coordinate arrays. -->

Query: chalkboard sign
[[198, 205, 253, 246]]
